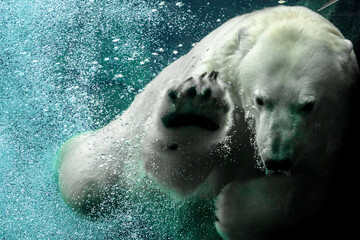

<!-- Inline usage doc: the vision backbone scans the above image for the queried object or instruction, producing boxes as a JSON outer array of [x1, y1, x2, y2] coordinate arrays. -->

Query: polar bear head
[[214, 6, 359, 239], [222, 6, 359, 177]]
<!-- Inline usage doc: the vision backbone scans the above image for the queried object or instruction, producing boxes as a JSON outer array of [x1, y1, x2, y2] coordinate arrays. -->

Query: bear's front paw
[[162, 71, 232, 131]]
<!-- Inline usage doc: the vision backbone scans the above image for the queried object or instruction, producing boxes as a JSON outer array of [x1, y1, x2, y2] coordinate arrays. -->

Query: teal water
[[1, 0, 358, 239]]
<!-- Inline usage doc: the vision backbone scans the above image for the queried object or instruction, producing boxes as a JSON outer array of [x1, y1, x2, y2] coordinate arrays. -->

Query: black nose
[[265, 158, 291, 171]]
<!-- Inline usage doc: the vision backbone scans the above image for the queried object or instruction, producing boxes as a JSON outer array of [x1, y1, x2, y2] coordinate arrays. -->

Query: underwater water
[[1, 0, 358, 239]]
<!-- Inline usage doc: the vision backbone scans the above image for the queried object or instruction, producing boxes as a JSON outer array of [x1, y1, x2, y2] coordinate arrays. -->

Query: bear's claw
[[208, 71, 219, 81]]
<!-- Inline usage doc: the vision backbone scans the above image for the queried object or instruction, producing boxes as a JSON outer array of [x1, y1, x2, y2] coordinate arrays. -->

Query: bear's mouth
[[162, 113, 220, 131], [266, 169, 292, 177]]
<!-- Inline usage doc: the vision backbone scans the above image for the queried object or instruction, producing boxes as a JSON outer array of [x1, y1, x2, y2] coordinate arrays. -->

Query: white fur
[[55, 5, 358, 238]]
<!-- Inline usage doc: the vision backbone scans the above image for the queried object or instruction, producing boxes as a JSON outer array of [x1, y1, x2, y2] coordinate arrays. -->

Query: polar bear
[[55, 5, 358, 238]]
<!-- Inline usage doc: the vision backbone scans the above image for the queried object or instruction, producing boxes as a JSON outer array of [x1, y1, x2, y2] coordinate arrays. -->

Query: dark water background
[[1, 0, 359, 239]]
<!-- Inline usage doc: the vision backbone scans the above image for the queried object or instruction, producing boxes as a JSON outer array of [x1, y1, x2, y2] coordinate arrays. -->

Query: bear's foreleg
[[142, 71, 234, 195]]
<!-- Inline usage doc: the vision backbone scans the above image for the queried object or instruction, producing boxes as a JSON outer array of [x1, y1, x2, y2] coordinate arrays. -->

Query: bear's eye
[[255, 97, 264, 106], [300, 101, 315, 112]]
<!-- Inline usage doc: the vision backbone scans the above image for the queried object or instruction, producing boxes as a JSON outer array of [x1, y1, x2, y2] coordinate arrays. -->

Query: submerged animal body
[[55, 5, 358, 239]]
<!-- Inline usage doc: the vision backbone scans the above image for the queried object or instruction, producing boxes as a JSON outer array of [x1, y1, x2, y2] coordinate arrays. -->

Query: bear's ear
[[338, 39, 359, 84], [237, 27, 249, 42], [343, 39, 354, 56], [339, 39, 355, 66], [237, 27, 253, 59]]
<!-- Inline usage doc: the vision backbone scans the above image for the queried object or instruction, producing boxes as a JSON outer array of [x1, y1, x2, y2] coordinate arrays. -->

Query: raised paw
[[161, 71, 232, 131]]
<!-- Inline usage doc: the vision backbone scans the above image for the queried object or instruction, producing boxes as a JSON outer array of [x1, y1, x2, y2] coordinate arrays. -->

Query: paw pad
[[162, 71, 230, 131]]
